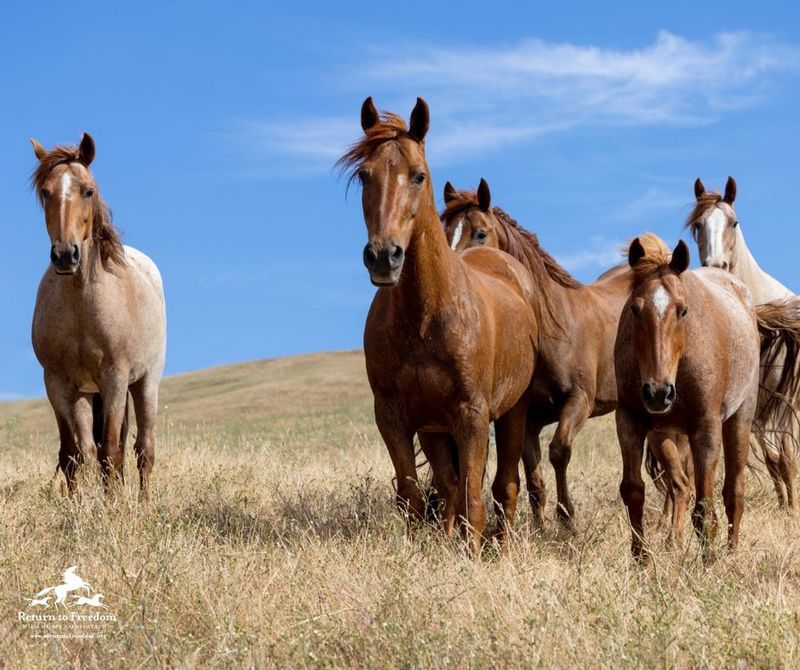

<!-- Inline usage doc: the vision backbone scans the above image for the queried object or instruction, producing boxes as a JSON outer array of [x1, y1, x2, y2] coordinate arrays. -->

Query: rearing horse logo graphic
[[27, 566, 105, 608]]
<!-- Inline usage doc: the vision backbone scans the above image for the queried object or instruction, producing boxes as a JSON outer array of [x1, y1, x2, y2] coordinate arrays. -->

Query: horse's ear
[[443, 181, 457, 204], [669, 240, 690, 275], [408, 97, 429, 142], [628, 238, 645, 268], [723, 176, 737, 204], [694, 178, 706, 200], [477, 178, 491, 212], [361, 97, 379, 132], [78, 133, 95, 167], [31, 138, 47, 160]]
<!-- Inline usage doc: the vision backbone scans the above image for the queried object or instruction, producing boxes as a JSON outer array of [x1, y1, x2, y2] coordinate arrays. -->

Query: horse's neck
[[392, 200, 459, 323], [732, 228, 793, 303]]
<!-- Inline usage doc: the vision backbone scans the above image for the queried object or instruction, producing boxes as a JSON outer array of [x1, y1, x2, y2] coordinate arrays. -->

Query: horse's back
[[460, 246, 536, 305]]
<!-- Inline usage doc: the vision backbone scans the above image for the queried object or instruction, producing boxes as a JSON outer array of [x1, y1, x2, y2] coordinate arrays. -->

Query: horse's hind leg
[[762, 443, 787, 508], [549, 393, 591, 529], [522, 422, 547, 530], [130, 375, 159, 502], [779, 435, 797, 511], [418, 432, 458, 531], [492, 396, 529, 547]]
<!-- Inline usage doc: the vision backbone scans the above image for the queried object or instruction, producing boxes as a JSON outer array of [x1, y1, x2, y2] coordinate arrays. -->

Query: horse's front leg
[[549, 391, 591, 529], [492, 395, 530, 547], [689, 419, 723, 558], [616, 408, 648, 560], [130, 374, 160, 502], [97, 369, 130, 494], [418, 432, 459, 532], [647, 431, 692, 549], [44, 372, 94, 494], [374, 395, 424, 524], [453, 402, 491, 555]]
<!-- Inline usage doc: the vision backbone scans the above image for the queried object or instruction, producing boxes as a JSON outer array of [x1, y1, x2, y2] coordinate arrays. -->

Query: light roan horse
[[441, 180, 688, 528], [615, 233, 792, 558], [337, 98, 538, 552], [30, 133, 166, 500], [688, 177, 799, 509]]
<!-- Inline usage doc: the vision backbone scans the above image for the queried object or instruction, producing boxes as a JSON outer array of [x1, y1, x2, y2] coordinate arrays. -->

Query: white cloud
[[237, 31, 799, 171]]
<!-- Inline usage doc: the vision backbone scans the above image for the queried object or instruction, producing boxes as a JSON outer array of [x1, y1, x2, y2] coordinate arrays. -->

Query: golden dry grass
[[1, 350, 799, 668]]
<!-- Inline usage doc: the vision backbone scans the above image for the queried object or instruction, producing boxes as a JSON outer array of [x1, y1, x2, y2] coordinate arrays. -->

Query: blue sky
[[2, 2, 800, 398]]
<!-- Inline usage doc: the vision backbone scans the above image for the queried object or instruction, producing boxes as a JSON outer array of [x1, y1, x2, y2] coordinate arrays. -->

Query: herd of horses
[[26, 96, 800, 560]]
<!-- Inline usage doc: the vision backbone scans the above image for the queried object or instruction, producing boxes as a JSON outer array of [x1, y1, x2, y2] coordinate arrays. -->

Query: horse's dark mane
[[31, 145, 124, 270], [441, 190, 581, 291], [441, 189, 581, 337], [335, 113, 413, 186]]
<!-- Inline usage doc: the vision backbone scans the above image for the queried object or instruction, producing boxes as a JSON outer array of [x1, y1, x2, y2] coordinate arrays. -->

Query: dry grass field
[[1, 350, 799, 668]]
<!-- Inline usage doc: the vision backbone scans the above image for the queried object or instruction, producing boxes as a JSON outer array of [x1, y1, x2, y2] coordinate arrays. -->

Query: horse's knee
[[549, 439, 572, 468], [619, 479, 644, 511]]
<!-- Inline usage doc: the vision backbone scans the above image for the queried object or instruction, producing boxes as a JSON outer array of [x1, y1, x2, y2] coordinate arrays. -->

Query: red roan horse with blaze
[[30, 134, 166, 500], [338, 98, 539, 552], [615, 234, 799, 558]]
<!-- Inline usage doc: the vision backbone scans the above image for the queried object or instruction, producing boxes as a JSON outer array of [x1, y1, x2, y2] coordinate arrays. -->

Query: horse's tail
[[754, 299, 800, 461], [91, 392, 131, 448], [644, 435, 668, 495]]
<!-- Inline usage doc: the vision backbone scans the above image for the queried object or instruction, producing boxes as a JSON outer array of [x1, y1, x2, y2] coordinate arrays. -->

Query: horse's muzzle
[[51, 243, 80, 274], [363, 242, 404, 287], [641, 382, 676, 414]]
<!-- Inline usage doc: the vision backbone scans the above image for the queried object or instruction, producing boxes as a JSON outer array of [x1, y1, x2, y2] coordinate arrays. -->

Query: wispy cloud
[[236, 31, 799, 172], [555, 236, 626, 274]]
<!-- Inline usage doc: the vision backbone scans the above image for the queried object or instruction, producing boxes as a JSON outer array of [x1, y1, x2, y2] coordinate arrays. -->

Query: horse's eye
[[475, 230, 488, 243], [84, 188, 94, 199], [41, 188, 50, 199], [412, 171, 426, 185], [678, 306, 689, 320], [732, 220, 739, 228], [631, 303, 642, 318], [357, 169, 369, 183]]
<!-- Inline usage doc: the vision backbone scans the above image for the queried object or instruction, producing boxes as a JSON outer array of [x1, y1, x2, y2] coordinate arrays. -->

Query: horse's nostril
[[391, 245, 404, 260], [50, 246, 58, 265], [71, 245, 80, 263], [641, 383, 655, 402], [363, 244, 379, 269], [665, 384, 676, 403]]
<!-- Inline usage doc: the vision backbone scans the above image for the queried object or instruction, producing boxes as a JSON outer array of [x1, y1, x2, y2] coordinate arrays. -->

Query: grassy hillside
[[1, 351, 798, 668]]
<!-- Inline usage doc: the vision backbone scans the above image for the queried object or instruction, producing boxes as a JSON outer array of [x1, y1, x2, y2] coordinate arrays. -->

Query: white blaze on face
[[59, 171, 72, 231], [703, 207, 728, 265], [651, 285, 670, 318], [450, 220, 463, 250]]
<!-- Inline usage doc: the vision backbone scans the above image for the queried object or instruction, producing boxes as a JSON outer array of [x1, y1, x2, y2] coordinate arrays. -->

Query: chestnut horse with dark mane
[[30, 134, 166, 500], [615, 234, 800, 558], [337, 99, 538, 551], [442, 180, 636, 528]]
